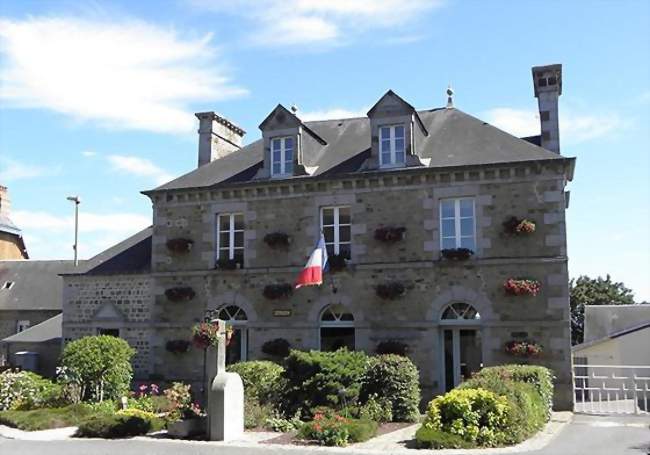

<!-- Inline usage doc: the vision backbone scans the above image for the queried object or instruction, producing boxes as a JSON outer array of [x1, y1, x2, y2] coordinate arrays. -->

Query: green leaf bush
[[228, 361, 284, 403], [59, 335, 135, 402], [75, 414, 154, 438], [298, 410, 378, 446], [359, 354, 420, 422], [0, 370, 63, 411], [415, 427, 473, 449], [0, 404, 100, 431]]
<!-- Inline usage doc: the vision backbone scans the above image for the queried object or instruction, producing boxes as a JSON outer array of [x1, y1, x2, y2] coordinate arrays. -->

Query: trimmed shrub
[[75, 414, 153, 438], [280, 349, 368, 417], [59, 335, 135, 402], [0, 370, 63, 411], [360, 355, 420, 422], [421, 388, 509, 447], [228, 361, 284, 403], [298, 413, 377, 446], [261, 338, 291, 358], [415, 427, 473, 449]]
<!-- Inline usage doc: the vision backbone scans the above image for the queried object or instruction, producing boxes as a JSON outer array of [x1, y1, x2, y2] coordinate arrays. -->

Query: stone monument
[[207, 319, 244, 441]]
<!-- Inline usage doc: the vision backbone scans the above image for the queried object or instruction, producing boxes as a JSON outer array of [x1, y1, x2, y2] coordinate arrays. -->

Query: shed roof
[[1, 313, 62, 343]]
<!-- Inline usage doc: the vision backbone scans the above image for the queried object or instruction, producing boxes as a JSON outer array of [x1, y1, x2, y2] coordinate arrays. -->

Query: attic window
[[271, 136, 294, 177], [379, 125, 406, 168], [2, 281, 14, 290]]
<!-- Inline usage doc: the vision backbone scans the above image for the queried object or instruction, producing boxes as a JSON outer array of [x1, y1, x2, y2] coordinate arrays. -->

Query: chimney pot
[[195, 112, 246, 167], [532, 64, 562, 154]]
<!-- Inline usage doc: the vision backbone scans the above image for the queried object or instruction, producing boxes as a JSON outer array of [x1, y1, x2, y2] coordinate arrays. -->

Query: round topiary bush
[[60, 335, 135, 402], [359, 354, 420, 422], [227, 361, 284, 403]]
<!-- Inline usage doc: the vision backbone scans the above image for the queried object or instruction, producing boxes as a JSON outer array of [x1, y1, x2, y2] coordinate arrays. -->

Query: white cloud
[[483, 107, 624, 145], [189, 0, 443, 46], [12, 210, 150, 234], [0, 158, 57, 181], [299, 106, 369, 121], [106, 154, 173, 185], [81, 150, 96, 157], [0, 16, 247, 134]]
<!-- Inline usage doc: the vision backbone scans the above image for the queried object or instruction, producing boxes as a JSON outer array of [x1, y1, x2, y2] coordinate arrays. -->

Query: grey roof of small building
[[150, 108, 570, 193], [0, 260, 77, 311], [573, 320, 650, 352], [1, 313, 62, 344], [62, 226, 153, 276]]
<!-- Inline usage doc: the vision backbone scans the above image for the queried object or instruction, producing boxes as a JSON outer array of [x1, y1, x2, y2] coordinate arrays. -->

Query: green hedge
[[359, 354, 420, 422], [75, 414, 156, 438], [281, 349, 368, 417], [415, 427, 473, 449], [227, 361, 284, 404]]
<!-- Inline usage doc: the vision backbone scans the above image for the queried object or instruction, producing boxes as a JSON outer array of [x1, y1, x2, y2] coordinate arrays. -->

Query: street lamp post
[[66, 196, 80, 266]]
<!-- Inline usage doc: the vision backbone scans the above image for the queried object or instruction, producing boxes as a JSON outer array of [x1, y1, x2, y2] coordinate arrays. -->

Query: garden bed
[[0, 404, 101, 431], [260, 421, 412, 446]]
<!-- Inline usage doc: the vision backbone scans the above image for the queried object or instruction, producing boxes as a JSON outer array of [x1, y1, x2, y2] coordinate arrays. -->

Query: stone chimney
[[532, 64, 562, 154], [195, 112, 246, 167], [0, 185, 9, 218]]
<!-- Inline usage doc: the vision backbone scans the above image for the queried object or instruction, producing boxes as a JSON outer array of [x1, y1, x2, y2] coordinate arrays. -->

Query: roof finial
[[446, 84, 454, 109], [290, 103, 299, 114]]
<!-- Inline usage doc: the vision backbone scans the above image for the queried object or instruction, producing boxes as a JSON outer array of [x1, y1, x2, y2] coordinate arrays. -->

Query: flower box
[[263, 232, 291, 248], [165, 286, 196, 302], [166, 238, 194, 254], [328, 254, 348, 272], [374, 226, 406, 243], [505, 340, 543, 357], [191, 321, 233, 350], [375, 282, 406, 300], [440, 248, 474, 260], [165, 339, 191, 354], [167, 417, 206, 439], [503, 278, 541, 296], [503, 217, 536, 235], [263, 283, 293, 300], [215, 258, 241, 270]]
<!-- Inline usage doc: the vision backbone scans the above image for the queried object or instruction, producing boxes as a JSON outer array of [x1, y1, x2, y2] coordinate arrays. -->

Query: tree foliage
[[59, 335, 135, 402], [570, 275, 635, 345]]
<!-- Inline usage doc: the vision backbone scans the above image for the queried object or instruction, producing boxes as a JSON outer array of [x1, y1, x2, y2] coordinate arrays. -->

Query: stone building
[[62, 64, 576, 409]]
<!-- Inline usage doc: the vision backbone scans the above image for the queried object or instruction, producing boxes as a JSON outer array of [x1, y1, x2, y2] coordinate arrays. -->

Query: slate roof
[[572, 321, 650, 352], [0, 260, 76, 311], [62, 226, 152, 276], [149, 107, 571, 193], [1, 313, 62, 343]]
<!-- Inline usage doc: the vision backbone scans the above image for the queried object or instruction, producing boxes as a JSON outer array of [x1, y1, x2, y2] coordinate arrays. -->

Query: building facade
[[62, 64, 575, 409]]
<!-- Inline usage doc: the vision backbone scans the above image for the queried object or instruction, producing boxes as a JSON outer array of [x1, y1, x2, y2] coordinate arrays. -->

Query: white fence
[[573, 364, 650, 414]]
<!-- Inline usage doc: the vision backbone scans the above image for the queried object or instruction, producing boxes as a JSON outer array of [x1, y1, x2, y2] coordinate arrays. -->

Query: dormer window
[[271, 136, 294, 177], [379, 125, 405, 168]]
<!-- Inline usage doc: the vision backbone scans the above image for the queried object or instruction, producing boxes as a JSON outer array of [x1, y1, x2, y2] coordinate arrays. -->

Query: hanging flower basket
[[191, 321, 233, 350], [166, 238, 194, 254], [503, 217, 536, 235], [215, 258, 240, 270], [328, 254, 348, 272], [440, 248, 474, 260], [165, 339, 191, 354], [263, 232, 291, 248], [374, 226, 407, 243], [165, 286, 196, 302], [376, 282, 406, 300], [505, 340, 543, 357], [263, 283, 293, 300], [504, 278, 541, 296]]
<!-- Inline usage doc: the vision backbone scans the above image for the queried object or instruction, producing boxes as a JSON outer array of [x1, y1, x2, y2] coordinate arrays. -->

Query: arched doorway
[[440, 302, 482, 391], [319, 304, 355, 351], [218, 305, 248, 364]]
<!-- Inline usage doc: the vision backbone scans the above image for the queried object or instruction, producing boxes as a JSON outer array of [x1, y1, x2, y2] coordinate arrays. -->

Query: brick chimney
[[0, 185, 9, 219], [195, 112, 246, 167], [532, 64, 562, 154]]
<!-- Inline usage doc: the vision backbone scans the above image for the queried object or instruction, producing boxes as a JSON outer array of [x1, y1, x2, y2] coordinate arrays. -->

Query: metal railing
[[573, 364, 650, 414]]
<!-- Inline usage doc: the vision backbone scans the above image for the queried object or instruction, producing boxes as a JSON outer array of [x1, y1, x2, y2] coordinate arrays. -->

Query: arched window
[[319, 304, 355, 352], [217, 305, 248, 364], [440, 302, 480, 323]]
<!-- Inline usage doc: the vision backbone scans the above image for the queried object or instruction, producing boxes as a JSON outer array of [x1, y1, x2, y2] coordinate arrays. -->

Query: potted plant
[[166, 238, 194, 254], [374, 226, 406, 243], [505, 340, 543, 357], [503, 278, 541, 296], [191, 321, 233, 350], [375, 282, 406, 300], [165, 339, 191, 354], [165, 286, 196, 302], [263, 232, 291, 248], [165, 382, 207, 438], [440, 248, 474, 260], [503, 217, 536, 235], [263, 283, 293, 300]]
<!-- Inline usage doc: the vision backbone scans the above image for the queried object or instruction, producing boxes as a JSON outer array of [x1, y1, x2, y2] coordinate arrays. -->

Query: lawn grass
[[0, 404, 101, 431]]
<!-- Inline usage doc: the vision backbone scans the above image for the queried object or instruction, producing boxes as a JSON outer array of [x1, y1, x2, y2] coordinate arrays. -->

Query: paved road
[[1, 414, 648, 455]]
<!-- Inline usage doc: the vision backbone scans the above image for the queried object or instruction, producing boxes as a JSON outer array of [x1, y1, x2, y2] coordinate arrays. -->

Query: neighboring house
[[573, 305, 650, 366], [0, 186, 29, 260], [62, 64, 576, 410], [1, 314, 62, 377]]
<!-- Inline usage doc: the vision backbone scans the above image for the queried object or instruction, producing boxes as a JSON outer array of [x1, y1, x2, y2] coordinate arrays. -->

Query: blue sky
[[0, 0, 648, 300]]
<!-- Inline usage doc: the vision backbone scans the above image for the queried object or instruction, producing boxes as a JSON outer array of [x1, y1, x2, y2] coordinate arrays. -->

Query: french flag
[[295, 234, 328, 289]]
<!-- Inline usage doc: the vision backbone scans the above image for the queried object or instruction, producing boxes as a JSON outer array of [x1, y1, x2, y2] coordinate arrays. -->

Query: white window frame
[[216, 213, 244, 262], [379, 124, 406, 168], [218, 305, 248, 363], [2, 281, 15, 290], [320, 206, 351, 258], [270, 136, 294, 177], [16, 320, 30, 333], [318, 304, 355, 351], [439, 198, 476, 250]]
